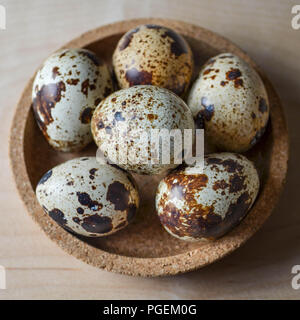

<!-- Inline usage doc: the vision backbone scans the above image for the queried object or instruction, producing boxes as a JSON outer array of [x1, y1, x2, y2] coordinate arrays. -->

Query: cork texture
[[9, 18, 289, 277]]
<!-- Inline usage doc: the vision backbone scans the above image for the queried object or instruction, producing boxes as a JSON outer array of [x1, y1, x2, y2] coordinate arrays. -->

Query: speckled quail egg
[[112, 24, 193, 97], [187, 53, 269, 152], [32, 48, 114, 152], [91, 85, 195, 175], [36, 157, 139, 237], [156, 153, 259, 241]]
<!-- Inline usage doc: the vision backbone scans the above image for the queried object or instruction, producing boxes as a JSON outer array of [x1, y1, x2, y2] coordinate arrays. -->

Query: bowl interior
[[23, 30, 273, 259]]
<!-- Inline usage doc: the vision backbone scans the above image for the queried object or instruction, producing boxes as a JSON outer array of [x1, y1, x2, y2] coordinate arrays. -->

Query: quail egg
[[36, 157, 139, 237], [187, 53, 269, 152], [113, 24, 193, 97], [32, 48, 114, 152], [156, 153, 259, 241], [91, 85, 195, 175]]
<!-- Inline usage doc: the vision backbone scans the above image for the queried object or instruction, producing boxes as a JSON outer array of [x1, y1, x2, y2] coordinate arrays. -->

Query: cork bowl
[[9, 19, 288, 277]]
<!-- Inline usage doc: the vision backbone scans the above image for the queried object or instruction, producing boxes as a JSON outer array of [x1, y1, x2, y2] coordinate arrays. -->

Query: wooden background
[[0, 0, 299, 299]]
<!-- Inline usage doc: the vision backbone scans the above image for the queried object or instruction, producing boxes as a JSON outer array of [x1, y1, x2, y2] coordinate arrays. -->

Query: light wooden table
[[0, 0, 299, 299]]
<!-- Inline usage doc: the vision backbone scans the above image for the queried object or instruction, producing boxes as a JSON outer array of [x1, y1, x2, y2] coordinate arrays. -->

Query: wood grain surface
[[0, 0, 299, 299]]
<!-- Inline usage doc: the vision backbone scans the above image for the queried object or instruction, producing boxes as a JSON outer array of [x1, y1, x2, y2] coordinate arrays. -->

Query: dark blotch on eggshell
[[105, 126, 112, 134], [77, 207, 84, 214], [194, 112, 205, 129], [81, 215, 113, 234], [226, 68, 242, 80], [72, 217, 80, 224], [193, 97, 214, 129], [206, 157, 222, 165], [52, 67, 61, 79], [259, 98, 268, 113], [222, 159, 243, 173], [89, 168, 98, 175], [66, 78, 80, 85], [106, 181, 130, 211], [76, 192, 103, 211], [81, 79, 90, 97], [234, 78, 243, 88], [229, 174, 246, 193], [195, 192, 251, 239], [226, 68, 244, 88], [162, 29, 189, 57], [48, 208, 67, 226], [32, 81, 66, 136], [97, 120, 105, 129], [89, 168, 98, 180], [207, 157, 243, 173], [114, 111, 126, 122], [80, 107, 93, 124], [203, 68, 213, 75], [212, 192, 251, 238], [213, 179, 229, 191], [125, 68, 153, 86]]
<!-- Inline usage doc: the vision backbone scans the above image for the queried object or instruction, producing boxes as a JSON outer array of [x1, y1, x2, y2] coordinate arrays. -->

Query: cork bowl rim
[[9, 18, 289, 277]]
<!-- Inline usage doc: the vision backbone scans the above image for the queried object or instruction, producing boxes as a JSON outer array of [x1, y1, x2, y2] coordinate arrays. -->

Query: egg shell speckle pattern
[[187, 53, 269, 152], [112, 24, 193, 97], [36, 157, 139, 237], [32, 48, 114, 152], [91, 85, 195, 175], [156, 153, 259, 241]]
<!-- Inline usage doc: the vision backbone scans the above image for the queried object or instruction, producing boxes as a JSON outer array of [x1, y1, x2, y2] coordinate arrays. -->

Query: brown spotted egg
[[112, 24, 193, 97], [91, 85, 195, 175], [187, 53, 269, 152], [156, 153, 259, 241], [32, 48, 114, 152], [36, 157, 139, 237]]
